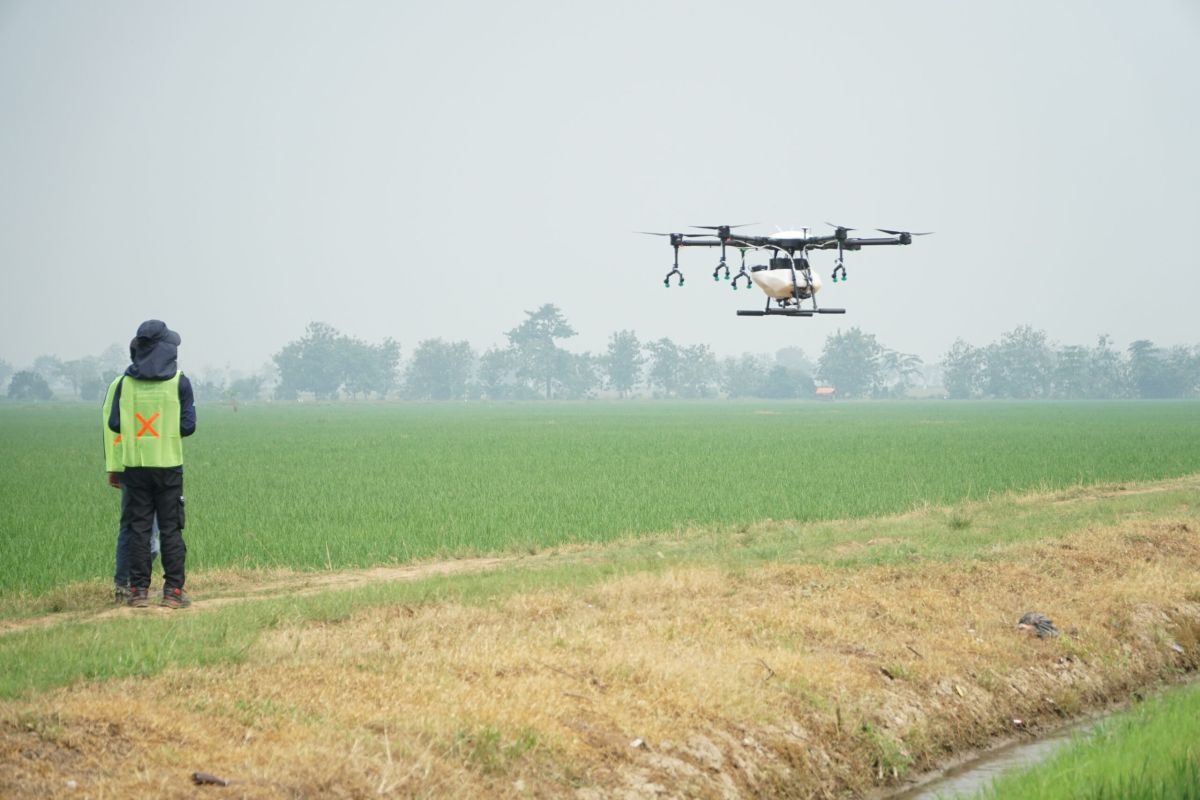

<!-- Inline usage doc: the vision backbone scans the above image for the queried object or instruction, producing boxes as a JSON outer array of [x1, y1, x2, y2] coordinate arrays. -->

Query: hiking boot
[[160, 587, 192, 609], [114, 584, 132, 604], [128, 587, 149, 608]]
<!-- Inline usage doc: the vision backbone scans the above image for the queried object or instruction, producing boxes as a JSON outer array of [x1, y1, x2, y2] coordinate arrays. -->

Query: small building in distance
[[815, 386, 836, 400]]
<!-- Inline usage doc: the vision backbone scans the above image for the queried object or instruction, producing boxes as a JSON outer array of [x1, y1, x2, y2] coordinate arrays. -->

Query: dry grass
[[3, 501, 1200, 797]]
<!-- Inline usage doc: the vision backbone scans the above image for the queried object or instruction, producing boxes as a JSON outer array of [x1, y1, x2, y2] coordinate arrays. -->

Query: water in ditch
[[888, 718, 1102, 800]]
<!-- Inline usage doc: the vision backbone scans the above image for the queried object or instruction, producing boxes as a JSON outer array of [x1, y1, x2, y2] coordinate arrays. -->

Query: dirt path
[[0, 554, 530, 637]]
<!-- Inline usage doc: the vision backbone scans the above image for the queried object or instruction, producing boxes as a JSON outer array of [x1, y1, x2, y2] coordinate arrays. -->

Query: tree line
[[942, 326, 1198, 400], [1, 344, 129, 403], [259, 305, 888, 402], [3, 307, 1197, 402]]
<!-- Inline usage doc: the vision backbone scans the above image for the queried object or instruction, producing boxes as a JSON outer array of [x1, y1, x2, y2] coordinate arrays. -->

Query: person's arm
[[108, 379, 123, 433], [179, 374, 196, 437]]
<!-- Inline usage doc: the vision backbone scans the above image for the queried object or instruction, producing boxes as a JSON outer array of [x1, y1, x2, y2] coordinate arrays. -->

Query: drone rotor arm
[[722, 235, 775, 249], [843, 236, 908, 247]]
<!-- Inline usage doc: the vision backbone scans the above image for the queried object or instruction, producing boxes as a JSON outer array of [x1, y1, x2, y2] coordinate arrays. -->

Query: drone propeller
[[637, 231, 710, 237], [691, 223, 757, 231], [874, 227, 932, 247], [826, 222, 855, 244]]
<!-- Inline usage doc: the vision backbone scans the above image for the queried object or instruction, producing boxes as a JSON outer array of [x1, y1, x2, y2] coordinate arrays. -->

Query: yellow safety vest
[[118, 373, 184, 468], [101, 375, 125, 472]]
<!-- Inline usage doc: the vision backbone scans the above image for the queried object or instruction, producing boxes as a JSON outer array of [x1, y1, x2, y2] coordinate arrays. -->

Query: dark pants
[[121, 467, 186, 592], [114, 484, 159, 587], [112, 496, 158, 585]]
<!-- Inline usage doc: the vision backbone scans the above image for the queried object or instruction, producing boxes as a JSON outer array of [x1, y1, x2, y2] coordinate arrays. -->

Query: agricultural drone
[[640, 223, 931, 317]]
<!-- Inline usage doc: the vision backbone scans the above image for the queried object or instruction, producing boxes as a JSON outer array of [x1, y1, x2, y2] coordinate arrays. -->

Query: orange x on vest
[[136, 412, 160, 439]]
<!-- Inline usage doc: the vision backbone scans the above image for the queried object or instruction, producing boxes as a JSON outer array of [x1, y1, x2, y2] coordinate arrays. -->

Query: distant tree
[[941, 339, 984, 399], [775, 346, 815, 376], [677, 344, 719, 398], [59, 356, 101, 400], [557, 352, 601, 399], [1087, 335, 1128, 399], [1127, 340, 1193, 399], [274, 323, 341, 400], [1126, 340, 1154, 397], [644, 338, 681, 396], [274, 322, 398, 400], [759, 366, 795, 399], [343, 337, 400, 398], [758, 365, 816, 399], [32, 355, 64, 395], [817, 327, 884, 398], [1128, 340, 1166, 399], [602, 330, 644, 398], [1156, 345, 1196, 399], [404, 339, 476, 400], [876, 350, 923, 398], [254, 361, 280, 400], [228, 374, 266, 404], [983, 326, 1053, 399], [1169, 345, 1200, 397], [505, 304, 577, 399], [8, 370, 53, 401], [720, 354, 769, 399], [0, 360, 12, 397], [1052, 344, 1090, 399], [79, 375, 110, 403], [477, 346, 528, 400], [97, 343, 129, 378], [189, 375, 227, 404]]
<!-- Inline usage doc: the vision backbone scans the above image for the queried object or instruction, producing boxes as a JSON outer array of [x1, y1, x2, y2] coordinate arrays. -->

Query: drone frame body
[[643, 223, 930, 317]]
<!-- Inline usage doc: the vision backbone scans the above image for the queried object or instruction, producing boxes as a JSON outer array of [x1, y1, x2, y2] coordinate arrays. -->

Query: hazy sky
[[2, 1, 1198, 375]]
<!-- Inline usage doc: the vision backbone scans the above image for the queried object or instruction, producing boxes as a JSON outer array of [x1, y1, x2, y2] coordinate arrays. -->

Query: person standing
[[101, 374, 160, 602], [108, 320, 196, 608]]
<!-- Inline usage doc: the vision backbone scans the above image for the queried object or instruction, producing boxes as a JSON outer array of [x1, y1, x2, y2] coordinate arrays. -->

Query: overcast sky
[[2, 0, 1198, 375]]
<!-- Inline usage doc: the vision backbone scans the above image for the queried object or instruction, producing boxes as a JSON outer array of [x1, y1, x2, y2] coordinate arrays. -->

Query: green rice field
[[2, 401, 1200, 598]]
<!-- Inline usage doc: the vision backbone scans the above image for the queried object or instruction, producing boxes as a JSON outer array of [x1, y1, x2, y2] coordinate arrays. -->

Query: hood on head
[[136, 319, 181, 346], [126, 319, 181, 380]]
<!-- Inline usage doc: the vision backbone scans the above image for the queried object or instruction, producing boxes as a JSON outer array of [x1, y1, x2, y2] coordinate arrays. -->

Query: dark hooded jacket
[[108, 321, 196, 442], [126, 319, 180, 381]]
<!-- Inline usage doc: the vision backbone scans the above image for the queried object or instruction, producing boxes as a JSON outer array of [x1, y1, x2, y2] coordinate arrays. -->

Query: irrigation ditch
[[889, 715, 1104, 799]]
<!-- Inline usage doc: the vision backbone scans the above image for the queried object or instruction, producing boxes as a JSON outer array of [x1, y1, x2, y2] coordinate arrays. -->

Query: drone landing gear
[[736, 308, 844, 317], [737, 309, 813, 317]]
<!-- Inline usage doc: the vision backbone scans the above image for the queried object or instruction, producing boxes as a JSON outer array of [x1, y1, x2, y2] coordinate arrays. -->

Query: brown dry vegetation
[[3, 485, 1200, 798]]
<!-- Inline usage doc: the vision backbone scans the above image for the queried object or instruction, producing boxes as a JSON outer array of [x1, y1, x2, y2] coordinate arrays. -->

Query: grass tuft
[[948, 512, 974, 531]]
